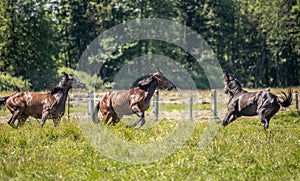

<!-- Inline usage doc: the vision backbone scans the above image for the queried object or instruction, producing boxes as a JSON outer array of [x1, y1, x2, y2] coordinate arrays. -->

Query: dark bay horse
[[93, 69, 172, 128], [0, 72, 85, 128], [223, 73, 292, 130]]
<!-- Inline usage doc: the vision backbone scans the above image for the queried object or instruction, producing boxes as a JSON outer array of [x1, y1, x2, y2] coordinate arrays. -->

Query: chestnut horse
[[223, 73, 292, 130], [0, 72, 85, 128], [92, 69, 172, 128]]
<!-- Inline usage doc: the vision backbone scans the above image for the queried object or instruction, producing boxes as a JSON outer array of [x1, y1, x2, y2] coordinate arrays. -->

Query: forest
[[0, 0, 299, 90]]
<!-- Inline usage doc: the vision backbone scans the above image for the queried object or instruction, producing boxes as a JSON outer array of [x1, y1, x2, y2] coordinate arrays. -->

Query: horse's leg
[[222, 111, 234, 126], [127, 105, 145, 128], [126, 114, 144, 128], [259, 111, 268, 130], [17, 114, 29, 127], [266, 104, 280, 125], [53, 118, 61, 127], [102, 111, 113, 124], [8, 108, 25, 128], [40, 111, 50, 127], [263, 104, 280, 139], [228, 114, 239, 124], [7, 114, 18, 127], [110, 114, 120, 126], [138, 114, 146, 128], [223, 114, 240, 127]]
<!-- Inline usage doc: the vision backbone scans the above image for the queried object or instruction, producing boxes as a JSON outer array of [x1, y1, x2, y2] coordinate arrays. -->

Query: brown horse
[[93, 69, 172, 128], [223, 73, 292, 130], [0, 72, 85, 128]]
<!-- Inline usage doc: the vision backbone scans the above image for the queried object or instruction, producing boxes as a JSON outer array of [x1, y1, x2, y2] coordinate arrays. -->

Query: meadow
[[0, 111, 299, 180], [0, 89, 299, 180]]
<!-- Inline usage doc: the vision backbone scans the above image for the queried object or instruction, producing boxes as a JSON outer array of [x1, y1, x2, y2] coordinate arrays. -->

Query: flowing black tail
[[92, 101, 100, 124], [0, 96, 9, 108], [0, 96, 9, 106], [279, 88, 292, 107]]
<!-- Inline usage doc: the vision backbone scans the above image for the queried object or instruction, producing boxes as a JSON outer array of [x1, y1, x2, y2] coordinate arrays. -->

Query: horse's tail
[[0, 86, 20, 106], [92, 101, 100, 124], [0, 96, 9, 106], [278, 88, 292, 108]]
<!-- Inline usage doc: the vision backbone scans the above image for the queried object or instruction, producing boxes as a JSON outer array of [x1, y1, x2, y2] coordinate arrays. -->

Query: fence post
[[155, 90, 159, 121], [296, 91, 299, 116], [88, 91, 94, 119], [211, 89, 217, 118], [189, 96, 193, 120], [67, 96, 70, 121]]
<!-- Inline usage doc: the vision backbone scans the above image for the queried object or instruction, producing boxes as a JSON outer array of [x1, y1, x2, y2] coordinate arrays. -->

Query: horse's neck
[[144, 81, 158, 102], [229, 81, 245, 96], [231, 88, 247, 96], [53, 88, 69, 110]]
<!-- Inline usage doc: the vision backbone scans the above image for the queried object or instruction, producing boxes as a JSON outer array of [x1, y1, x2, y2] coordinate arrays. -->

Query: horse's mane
[[137, 76, 155, 91], [228, 79, 243, 94], [130, 74, 153, 89], [49, 86, 64, 94]]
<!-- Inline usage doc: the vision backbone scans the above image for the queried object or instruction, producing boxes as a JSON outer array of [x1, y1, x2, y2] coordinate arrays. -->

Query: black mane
[[227, 79, 243, 95], [49, 86, 64, 94], [131, 74, 152, 89]]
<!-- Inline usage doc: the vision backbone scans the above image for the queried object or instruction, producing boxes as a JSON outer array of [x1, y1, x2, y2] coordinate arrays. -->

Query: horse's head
[[223, 73, 242, 95], [224, 73, 235, 82], [59, 72, 86, 89], [152, 69, 173, 90]]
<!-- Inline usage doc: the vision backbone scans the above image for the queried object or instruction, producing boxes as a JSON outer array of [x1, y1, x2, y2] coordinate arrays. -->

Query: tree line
[[0, 0, 299, 90]]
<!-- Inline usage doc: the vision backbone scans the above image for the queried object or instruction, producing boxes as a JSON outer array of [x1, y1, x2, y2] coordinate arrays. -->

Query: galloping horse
[[93, 69, 172, 128], [223, 73, 292, 130], [0, 72, 85, 128]]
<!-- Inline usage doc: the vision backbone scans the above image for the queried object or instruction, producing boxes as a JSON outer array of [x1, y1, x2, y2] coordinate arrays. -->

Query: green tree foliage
[[0, 72, 31, 91], [0, 0, 299, 90], [0, 0, 58, 90]]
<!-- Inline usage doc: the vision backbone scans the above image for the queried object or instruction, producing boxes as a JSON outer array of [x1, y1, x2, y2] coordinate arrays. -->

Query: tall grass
[[0, 111, 299, 180]]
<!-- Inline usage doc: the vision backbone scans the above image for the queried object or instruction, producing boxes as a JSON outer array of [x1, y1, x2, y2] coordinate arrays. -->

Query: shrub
[[0, 73, 31, 91], [57, 67, 107, 90]]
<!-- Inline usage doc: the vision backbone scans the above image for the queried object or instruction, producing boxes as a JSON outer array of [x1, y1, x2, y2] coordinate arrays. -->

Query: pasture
[[0, 89, 299, 180]]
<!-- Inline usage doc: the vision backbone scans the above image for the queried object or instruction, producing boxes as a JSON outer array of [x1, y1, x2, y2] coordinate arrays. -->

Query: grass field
[[0, 111, 299, 180]]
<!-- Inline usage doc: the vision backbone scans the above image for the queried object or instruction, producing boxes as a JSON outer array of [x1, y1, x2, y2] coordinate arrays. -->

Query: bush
[[58, 67, 107, 90], [0, 73, 31, 91]]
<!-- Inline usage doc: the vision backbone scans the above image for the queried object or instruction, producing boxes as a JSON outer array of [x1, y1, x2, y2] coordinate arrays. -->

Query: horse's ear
[[155, 68, 166, 77], [224, 73, 229, 80], [229, 73, 236, 80], [62, 72, 68, 77]]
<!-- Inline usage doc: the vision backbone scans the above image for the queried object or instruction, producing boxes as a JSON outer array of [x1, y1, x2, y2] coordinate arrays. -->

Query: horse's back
[[257, 90, 278, 109], [6, 91, 54, 118]]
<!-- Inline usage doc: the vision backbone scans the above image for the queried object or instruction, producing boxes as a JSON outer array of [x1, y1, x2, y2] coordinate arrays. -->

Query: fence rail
[[68, 90, 299, 120]]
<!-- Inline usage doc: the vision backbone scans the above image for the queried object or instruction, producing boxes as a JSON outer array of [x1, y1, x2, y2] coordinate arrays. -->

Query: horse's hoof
[[8, 123, 17, 129], [262, 123, 269, 130]]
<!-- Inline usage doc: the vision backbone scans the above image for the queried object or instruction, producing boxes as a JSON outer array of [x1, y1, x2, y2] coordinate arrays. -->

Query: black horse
[[223, 73, 292, 130]]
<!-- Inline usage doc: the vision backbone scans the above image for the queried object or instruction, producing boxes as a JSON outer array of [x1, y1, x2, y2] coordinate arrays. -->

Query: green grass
[[0, 112, 299, 180], [160, 103, 213, 111]]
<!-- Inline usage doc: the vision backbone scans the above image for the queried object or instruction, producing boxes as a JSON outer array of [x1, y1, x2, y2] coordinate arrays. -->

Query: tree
[[0, 0, 59, 90]]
